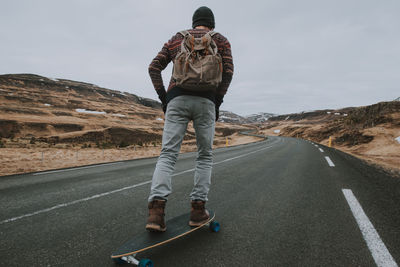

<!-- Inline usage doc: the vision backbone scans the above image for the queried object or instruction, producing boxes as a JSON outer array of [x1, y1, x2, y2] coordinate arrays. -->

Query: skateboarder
[[146, 6, 234, 231]]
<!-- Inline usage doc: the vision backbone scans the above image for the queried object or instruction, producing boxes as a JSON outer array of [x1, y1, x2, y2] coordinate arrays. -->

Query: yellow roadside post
[[328, 136, 332, 147], [225, 137, 229, 147]]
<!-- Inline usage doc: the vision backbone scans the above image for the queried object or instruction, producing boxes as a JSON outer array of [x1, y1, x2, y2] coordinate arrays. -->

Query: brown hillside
[[0, 74, 260, 176], [260, 101, 400, 175]]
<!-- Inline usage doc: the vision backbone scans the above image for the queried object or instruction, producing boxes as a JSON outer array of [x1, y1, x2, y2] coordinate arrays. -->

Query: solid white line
[[1, 140, 279, 225], [319, 148, 324, 153], [0, 180, 151, 225], [33, 162, 123, 175], [325, 156, 335, 167], [342, 189, 398, 267], [213, 142, 278, 166], [172, 168, 195, 177]]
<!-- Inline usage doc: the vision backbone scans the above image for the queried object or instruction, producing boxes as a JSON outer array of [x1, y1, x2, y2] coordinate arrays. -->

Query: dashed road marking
[[342, 189, 398, 267], [319, 148, 324, 153], [325, 156, 335, 167]]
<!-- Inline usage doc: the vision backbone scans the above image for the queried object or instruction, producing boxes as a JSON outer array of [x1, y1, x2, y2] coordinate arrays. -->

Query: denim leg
[[148, 97, 189, 202], [190, 98, 216, 201]]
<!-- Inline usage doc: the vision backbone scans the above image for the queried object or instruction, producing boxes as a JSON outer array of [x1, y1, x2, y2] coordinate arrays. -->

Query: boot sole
[[146, 223, 166, 232]]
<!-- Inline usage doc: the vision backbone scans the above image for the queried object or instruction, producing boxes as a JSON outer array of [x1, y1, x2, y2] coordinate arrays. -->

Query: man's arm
[[217, 39, 234, 97], [148, 42, 172, 111], [215, 38, 234, 117]]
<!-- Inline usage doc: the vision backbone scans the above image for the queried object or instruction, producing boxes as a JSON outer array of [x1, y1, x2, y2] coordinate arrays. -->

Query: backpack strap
[[178, 30, 192, 51], [179, 30, 190, 37], [179, 30, 217, 37]]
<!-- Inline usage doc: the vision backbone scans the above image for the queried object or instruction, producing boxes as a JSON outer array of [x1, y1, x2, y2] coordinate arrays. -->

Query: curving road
[[0, 136, 399, 266]]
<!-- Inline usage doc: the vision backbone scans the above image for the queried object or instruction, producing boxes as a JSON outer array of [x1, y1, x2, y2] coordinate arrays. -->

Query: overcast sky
[[1, 0, 399, 115]]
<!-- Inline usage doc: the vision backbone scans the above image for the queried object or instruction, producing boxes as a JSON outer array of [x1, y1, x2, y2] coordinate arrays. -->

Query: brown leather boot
[[146, 199, 166, 232], [189, 200, 210, 227]]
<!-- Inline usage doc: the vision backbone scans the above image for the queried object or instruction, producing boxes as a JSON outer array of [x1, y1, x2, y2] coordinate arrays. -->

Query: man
[[146, 6, 234, 231]]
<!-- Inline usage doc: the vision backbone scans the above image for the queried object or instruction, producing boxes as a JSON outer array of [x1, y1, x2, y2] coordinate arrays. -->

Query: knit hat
[[192, 6, 215, 29]]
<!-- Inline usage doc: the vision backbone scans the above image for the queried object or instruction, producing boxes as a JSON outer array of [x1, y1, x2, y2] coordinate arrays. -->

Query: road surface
[[1, 136, 399, 266]]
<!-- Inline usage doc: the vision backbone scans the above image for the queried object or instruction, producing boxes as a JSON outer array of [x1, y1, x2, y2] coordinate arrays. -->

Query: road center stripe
[[319, 148, 324, 153], [342, 189, 398, 267], [0, 180, 152, 225], [325, 156, 335, 167]]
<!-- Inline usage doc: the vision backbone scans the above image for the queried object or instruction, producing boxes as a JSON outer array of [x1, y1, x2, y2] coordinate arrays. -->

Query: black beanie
[[192, 6, 215, 29]]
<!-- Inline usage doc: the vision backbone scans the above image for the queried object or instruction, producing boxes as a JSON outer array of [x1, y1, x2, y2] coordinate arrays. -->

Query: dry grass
[[0, 134, 263, 176], [260, 120, 400, 175]]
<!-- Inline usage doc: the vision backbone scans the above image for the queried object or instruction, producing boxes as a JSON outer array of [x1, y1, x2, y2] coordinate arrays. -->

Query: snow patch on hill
[[75, 109, 106, 115]]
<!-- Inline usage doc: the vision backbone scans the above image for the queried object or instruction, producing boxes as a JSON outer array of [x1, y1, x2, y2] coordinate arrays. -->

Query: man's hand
[[156, 89, 167, 114], [215, 94, 223, 121]]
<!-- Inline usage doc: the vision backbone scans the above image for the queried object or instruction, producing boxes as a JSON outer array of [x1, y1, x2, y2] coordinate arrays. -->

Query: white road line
[[214, 142, 278, 166], [342, 189, 398, 267], [0, 180, 151, 225], [172, 168, 195, 177], [1, 140, 279, 225], [33, 162, 123, 175], [319, 148, 324, 153], [325, 156, 335, 167]]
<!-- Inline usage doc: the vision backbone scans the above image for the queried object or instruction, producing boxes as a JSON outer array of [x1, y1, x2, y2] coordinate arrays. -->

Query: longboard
[[111, 210, 219, 266]]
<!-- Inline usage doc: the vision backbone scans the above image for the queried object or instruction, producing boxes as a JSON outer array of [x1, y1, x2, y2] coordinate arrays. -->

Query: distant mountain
[[268, 109, 337, 122], [218, 110, 250, 124], [245, 112, 276, 123], [219, 111, 277, 124], [394, 97, 400, 101]]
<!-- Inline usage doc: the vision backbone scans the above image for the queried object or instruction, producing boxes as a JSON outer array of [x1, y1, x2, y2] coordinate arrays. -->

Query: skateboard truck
[[114, 254, 153, 266], [121, 255, 139, 265]]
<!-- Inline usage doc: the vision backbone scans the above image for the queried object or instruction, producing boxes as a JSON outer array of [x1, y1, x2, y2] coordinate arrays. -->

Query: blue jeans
[[148, 95, 216, 202]]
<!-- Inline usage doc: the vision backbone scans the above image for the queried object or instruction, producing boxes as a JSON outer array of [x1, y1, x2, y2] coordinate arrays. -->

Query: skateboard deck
[[111, 210, 219, 266]]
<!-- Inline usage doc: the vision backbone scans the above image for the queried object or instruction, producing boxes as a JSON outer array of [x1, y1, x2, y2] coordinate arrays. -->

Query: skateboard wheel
[[139, 258, 153, 267], [209, 221, 220, 232], [112, 257, 125, 265]]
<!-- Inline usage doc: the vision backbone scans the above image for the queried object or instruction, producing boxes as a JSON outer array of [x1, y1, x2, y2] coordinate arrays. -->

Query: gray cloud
[[1, 0, 399, 115]]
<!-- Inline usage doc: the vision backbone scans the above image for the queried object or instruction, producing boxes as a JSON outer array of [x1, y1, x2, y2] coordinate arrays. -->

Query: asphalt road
[[1, 136, 399, 266]]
